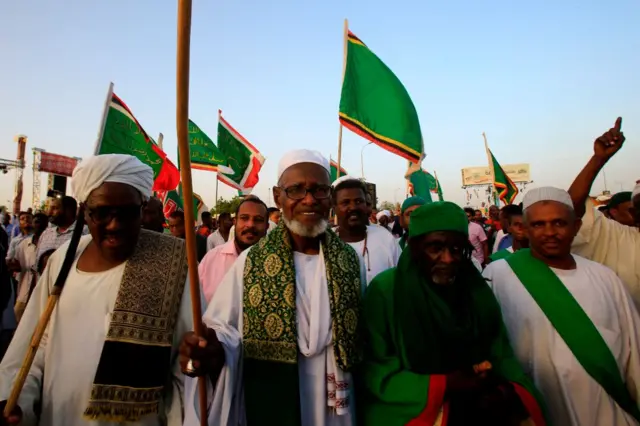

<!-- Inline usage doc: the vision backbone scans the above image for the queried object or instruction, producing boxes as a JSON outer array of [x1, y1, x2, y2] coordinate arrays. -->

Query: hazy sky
[[1, 0, 639, 211]]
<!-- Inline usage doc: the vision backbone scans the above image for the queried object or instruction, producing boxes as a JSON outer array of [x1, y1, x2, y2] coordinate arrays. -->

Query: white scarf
[[296, 247, 351, 415]]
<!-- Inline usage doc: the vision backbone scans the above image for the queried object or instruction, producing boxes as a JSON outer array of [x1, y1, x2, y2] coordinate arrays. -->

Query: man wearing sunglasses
[[181, 149, 365, 426], [0, 154, 197, 426]]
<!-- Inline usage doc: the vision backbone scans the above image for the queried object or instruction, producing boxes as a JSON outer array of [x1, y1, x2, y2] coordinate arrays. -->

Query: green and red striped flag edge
[[339, 30, 425, 164], [486, 147, 519, 205], [329, 158, 348, 182], [217, 111, 265, 194], [103, 93, 180, 191]]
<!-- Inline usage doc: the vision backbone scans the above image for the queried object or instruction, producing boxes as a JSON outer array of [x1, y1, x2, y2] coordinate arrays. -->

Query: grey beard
[[282, 216, 328, 238]]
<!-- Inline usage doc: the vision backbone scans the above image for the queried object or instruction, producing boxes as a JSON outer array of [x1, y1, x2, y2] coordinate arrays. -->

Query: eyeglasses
[[86, 204, 143, 225], [280, 184, 332, 201]]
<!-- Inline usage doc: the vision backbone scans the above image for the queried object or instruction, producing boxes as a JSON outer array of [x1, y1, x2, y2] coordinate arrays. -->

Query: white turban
[[632, 180, 640, 200], [523, 186, 574, 211], [376, 210, 391, 221], [71, 154, 154, 202], [331, 175, 361, 188], [277, 149, 330, 182]]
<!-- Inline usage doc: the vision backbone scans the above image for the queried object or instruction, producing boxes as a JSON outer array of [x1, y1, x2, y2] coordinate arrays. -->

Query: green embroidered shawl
[[243, 221, 362, 369]]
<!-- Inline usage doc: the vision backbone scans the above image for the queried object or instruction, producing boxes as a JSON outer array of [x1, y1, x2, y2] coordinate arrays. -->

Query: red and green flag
[[188, 119, 234, 173], [486, 145, 518, 205], [158, 187, 208, 221], [330, 158, 348, 183], [97, 92, 180, 191], [339, 30, 424, 164], [217, 110, 265, 195]]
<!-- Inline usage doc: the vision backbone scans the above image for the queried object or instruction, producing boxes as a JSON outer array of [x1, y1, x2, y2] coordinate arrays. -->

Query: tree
[[210, 196, 243, 215], [379, 201, 396, 211]]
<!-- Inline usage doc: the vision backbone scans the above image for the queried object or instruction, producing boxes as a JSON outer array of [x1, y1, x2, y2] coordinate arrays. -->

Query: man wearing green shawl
[[180, 149, 364, 426], [398, 196, 426, 250], [360, 201, 547, 426]]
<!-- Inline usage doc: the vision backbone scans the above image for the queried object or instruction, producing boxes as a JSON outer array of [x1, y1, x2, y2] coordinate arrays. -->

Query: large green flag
[[217, 111, 265, 195], [339, 30, 424, 164], [486, 146, 519, 205], [97, 92, 180, 191], [188, 120, 234, 174], [330, 158, 348, 183]]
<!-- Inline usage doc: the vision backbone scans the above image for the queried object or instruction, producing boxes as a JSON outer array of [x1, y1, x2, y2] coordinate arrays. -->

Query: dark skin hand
[[0, 400, 22, 425], [568, 117, 625, 218], [179, 325, 226, 386]]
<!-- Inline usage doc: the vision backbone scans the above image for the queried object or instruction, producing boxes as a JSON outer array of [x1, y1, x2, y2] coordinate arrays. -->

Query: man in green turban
[[398, 196, 426, 250], [359, 201, 547, 426]]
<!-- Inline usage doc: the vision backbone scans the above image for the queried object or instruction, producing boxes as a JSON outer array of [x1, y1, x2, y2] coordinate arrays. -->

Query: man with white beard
[[180, 149, 365, 426]]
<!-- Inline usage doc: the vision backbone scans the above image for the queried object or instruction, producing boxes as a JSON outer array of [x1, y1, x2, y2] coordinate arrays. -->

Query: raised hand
[[594, 117, 625, 161]]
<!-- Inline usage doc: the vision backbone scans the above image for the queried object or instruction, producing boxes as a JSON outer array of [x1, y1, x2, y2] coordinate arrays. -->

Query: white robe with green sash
[[484, 255, 640, 426]]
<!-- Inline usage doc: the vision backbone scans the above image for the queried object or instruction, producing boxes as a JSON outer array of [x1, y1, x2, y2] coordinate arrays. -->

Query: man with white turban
[[331, 175, 399, 285], [376, 209, 392, 232], [181, 149, 365, 426], [567, 118, 640, 310], [484, 186, 640, 426], [0, 154, 198, 426]]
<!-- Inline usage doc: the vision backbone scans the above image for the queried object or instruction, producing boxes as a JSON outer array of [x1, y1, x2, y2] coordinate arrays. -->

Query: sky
[[1, 0, 639, 211]]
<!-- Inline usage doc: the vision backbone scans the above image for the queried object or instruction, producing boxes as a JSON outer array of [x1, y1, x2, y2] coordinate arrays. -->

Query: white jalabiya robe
[[183, 246, 366, 426], [572, 198, 640, 310], [0, 236, 196, 426], [345, 225, 400, 285], [483, 255, 640, 426]]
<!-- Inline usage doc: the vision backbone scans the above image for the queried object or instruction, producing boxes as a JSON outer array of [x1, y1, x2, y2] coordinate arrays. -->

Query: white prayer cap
[[331, 175, 361, 188], [71, 154, 154, 202], [523, 186, 574, 211], [632, 180, 640, 200], [376, 210, 391, 220], [277, 149, 330, 182]]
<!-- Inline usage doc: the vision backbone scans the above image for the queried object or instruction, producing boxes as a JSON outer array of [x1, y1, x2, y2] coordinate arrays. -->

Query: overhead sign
[[461, 163, 530, 186], [38, 152, 80, 177]]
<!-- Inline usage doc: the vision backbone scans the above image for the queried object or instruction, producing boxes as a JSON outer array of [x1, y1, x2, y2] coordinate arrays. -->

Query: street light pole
[[360, 142, 373, 179]]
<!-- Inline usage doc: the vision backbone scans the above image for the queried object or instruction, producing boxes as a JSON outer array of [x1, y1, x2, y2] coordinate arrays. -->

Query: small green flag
[[159, 186, 208, 221], [330, 158, 348, 183], [217, 111, 265, 195], [486, 147, 519, 205], [188, 120, 234, 174], [339, 30, 423, 164], [97, 92, 180, 191], [407, 169, 433, 203]]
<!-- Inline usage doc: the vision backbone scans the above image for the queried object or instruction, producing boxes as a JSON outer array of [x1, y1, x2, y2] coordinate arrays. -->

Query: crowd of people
[[0, 119, 638, 425]]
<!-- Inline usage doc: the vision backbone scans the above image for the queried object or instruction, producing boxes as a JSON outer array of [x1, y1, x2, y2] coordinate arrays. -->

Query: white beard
[[282, 216, 328, 238]]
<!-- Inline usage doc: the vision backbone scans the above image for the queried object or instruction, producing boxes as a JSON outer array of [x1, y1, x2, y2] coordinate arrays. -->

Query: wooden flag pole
[[176, 0, 208, 424], [3, 209, 87, 417], [336, 18, 349, 175], [157, 132, 164, 150], [92, 82, 114, 156]]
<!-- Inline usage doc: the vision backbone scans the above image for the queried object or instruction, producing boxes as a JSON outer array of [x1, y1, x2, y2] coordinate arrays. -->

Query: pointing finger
[[614, 117, 622, 132]]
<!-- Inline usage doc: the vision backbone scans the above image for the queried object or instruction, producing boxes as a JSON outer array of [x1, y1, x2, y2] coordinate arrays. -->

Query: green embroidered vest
[[242, 221, 362, 369]]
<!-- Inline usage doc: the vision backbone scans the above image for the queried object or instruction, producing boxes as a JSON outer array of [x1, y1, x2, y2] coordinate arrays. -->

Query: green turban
[[401, 196, 426, 213], [409, 201, 469, 238]]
